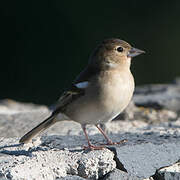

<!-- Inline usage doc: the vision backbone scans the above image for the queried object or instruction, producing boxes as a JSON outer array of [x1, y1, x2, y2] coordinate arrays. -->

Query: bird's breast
[[65, 70, 134, 124], [96, 70, 135, 117]]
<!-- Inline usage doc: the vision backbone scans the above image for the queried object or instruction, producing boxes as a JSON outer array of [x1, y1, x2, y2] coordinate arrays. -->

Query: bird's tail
[[19, 114, 57, 144]]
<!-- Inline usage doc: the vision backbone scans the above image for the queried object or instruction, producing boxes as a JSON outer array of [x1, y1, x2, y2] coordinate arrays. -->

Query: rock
[[117, 82, 180, 124], [118, 100, 177, 124], [57, 175, 86, 180], [114, 133, 180, 179], [0, 138, 116, 180], [1, 119, 180, 179], [0, 99, 51, 138], [77, 149, 116, 179], [103, 169, 141, 180], [134, 83, 180, 112], [154, 162, 180, 180]]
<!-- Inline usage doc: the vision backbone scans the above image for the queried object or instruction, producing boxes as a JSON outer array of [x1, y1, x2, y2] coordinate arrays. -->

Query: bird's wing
[[52, 65, 98, 115], [52, 85, 85, 114]]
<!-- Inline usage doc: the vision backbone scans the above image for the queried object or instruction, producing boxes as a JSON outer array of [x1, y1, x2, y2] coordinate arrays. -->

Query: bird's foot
[[83, 144, 105, 150], [100, 139, 128, 145]]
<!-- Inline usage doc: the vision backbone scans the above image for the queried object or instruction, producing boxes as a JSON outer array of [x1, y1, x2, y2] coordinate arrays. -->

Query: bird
[[19, 38, 145, 150]]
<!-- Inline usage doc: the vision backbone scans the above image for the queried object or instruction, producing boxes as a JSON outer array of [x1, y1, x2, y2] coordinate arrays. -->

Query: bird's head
[[90, 38, 145, 70]]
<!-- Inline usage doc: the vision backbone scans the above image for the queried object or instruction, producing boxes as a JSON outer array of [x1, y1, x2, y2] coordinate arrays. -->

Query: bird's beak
[[127, 47, 145, 58]]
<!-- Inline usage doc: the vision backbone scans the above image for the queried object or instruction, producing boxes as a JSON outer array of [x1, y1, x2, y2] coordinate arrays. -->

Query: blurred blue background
[[1, 0, 180, 104]]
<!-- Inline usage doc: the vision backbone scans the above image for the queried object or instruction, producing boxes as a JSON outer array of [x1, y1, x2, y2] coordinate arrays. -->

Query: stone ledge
[[1, 119, 180, 179], [0, 138, 115, 179], [0, 81, 180, 179]]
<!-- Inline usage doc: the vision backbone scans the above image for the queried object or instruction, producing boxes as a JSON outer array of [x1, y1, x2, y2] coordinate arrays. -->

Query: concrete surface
[[0, 82, 180, 179]]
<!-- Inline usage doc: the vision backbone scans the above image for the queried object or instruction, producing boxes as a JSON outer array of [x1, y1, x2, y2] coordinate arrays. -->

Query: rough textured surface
[[103, 169, 141, 180], [134, 83, 180, 112], [119, 99, 177, 124], [0, 99, 51, 138], [1, 82, 180, 179], [1, 120, 180, 179], [0, 138, 116, 179], [154, 162, 180, 180], [57, 175, 86, 180], [115, 142, 180, 178]]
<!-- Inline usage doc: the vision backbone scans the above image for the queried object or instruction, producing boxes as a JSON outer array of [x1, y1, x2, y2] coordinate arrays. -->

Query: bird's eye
[[116, 46, 124, 52]]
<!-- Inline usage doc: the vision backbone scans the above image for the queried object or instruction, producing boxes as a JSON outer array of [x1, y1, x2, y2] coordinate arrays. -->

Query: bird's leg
[[95, 124, 127, 145], [95, 124, 113, 144], [81, 125, 104, 150]]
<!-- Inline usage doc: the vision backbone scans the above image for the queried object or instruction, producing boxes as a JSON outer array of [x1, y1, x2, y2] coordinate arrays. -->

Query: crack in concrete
[[108, 147, 127, 172]]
